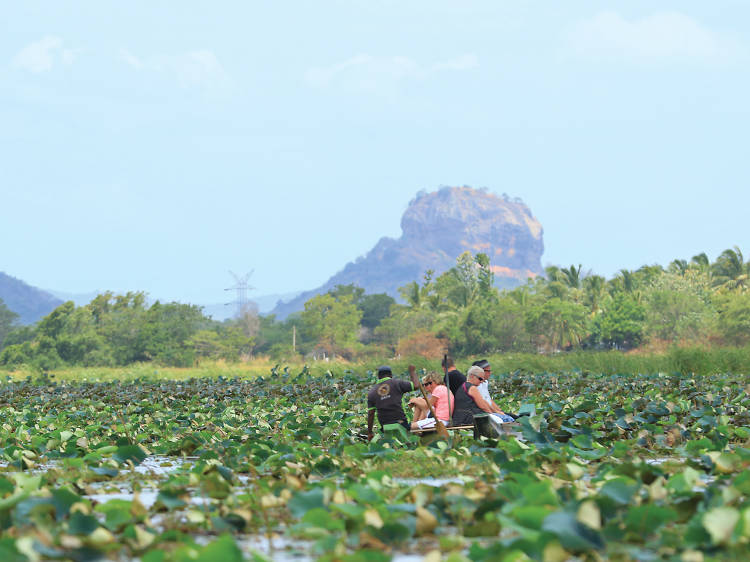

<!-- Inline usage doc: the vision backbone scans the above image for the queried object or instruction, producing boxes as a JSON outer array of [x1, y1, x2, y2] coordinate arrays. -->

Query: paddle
[[409, 365, 450, 439]]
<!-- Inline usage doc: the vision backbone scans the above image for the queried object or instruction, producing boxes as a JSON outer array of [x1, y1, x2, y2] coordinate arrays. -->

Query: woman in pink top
[[409, 372, 455, 429]]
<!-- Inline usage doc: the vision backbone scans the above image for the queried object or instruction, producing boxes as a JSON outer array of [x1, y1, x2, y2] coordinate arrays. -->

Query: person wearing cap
[[471, 359, 514, 421], [366, 364, 420, 441]]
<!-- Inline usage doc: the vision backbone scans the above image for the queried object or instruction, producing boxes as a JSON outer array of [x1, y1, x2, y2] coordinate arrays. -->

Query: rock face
[[0, 272, 64, 325], [271, 186, 544, 319]]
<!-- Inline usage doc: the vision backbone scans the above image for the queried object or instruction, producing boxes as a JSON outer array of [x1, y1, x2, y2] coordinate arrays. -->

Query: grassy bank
[[3, 344, 749, 382]]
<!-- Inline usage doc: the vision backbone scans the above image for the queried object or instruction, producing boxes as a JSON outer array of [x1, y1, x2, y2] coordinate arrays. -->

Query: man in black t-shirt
[[442, 355, 466, 396], [367, 365, 420, 441]]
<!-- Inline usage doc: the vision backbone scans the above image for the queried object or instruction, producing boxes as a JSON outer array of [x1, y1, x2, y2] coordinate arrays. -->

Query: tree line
[[1, 246, 749, 369]]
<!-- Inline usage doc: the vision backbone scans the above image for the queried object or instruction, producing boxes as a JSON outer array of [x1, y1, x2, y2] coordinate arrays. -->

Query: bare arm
[[489, 399, 504, 414], [468, 385, 494, 413]]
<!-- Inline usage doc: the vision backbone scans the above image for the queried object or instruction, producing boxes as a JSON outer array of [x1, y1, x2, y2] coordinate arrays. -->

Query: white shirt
[[478, 380, 492, 403]]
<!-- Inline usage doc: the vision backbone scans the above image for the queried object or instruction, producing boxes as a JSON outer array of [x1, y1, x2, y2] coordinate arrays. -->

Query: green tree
[[358, 293, 396, 330], [643, 273, 717, 343], [300, 293, 362, 351], [712, 246, 749, 291], [717, 293, 750, 346], [595, 293, 645, 349], [527, 298, 588, 351], [0, 297, 19, 349], [583, 275, 607, 316]]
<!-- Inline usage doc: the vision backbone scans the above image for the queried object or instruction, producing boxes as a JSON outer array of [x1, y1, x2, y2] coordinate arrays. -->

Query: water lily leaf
[[288, 488, 326, 519], [416, 506, 438, 535], [713, 453, 740, 474], [200, 471, 231, 499], [330, 503, 366, 519], [624, 505, 677, 536], [348, 484, 382, 505], [335, 550, 391, 562], [518, 404, 536, 416], [522, 481, 559, 507], [302, 507, 345, 531], [141, 550, 166, 562], [576, 501, 601, 531], [12, 474, 41, 494], [667, 467, 701, 496], [154, 490, 186, 511], [50, 488, 83, 520], [0, 537, 27, 562], [112, 445, 147, 466], [192, 534, 243, 562], [68, 511, 100, 535], [90, 466, 118, 478], [513, 505, 553, 530], [598, 478, 638, 505], [703, 507, 740, 545], [542, 511, 604, 551], [370, 521, 411, 545]]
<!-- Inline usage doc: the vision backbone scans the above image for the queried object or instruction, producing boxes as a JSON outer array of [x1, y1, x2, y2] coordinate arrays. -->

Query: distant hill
[[272, 186, 544, 319], [200, 291, 302, 321], [0, 272, 64, 325]]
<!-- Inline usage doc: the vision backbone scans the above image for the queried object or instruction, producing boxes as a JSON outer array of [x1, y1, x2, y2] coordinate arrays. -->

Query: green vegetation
[[0, 366, 749, 560], [2, 247, 750, 371]]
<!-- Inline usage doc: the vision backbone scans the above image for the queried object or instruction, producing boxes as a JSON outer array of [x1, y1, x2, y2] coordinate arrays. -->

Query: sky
[[2, 1, 749, 306]]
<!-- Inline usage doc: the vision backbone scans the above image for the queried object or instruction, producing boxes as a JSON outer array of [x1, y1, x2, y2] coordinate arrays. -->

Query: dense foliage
[[0, 367, 749, 560], [2, 247, 750, 369]]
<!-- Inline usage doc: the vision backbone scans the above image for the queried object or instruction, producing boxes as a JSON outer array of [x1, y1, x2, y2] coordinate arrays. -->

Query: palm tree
[[561, 264, 583, 289], [583, 275, 606, 316], [669, 259, 689, 276], [691, 252, 710, 269], [712, 246, 749, 292]]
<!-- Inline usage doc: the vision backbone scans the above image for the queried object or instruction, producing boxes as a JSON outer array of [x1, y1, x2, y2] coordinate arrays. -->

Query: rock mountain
[[271, 186, 544, 319], [0, 272, 63, 325]]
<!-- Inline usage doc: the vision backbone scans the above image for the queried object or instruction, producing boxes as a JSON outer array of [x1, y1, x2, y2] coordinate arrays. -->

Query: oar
[[409, 365, 450, 440]]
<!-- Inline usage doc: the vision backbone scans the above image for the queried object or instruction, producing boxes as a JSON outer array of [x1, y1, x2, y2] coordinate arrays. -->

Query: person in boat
[[452, 366, 514, 426], [408, 372, 455, 430], [442, 355, 465, 396], [367, 364, 420, 441], [471, 359, 515, 421]]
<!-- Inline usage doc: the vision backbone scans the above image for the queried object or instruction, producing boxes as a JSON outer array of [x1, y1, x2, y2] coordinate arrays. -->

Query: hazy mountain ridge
[[0, 272, 64, 325], [271, 186, 544, 319]]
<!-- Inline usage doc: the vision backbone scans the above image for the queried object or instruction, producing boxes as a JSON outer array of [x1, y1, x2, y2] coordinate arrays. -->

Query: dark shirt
[[367, 378, 415, 427], [453, 381, 484, 425], [444, 369, 466, 396]]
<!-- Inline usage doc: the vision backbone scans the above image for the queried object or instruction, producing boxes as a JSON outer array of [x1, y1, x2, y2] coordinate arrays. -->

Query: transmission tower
[[225, 270, 254, 318]]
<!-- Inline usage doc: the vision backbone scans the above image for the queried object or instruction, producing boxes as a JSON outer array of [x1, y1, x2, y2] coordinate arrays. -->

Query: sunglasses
[[423, 381, 435, 387]]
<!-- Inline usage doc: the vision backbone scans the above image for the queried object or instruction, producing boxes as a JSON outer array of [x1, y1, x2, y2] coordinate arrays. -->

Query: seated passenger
[[472, 358, 516, 420], [452, 366, 514, 426], [408, 372, 454, 429]]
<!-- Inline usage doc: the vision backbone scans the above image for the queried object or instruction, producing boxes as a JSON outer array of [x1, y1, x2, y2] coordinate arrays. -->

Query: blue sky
[[2, 1, 748, 305]]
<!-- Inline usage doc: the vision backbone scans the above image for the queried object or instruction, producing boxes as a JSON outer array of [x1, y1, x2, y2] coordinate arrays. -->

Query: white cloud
[[119, 49, 143, 70], [12, 36, 79, 72], [119, 48, 230, 91], [566, 12, 743, 62], [305, 53, 479, 92], [432, 54, 479, 72]]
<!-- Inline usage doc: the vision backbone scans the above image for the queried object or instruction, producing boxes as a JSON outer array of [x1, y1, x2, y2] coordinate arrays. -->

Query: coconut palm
[[669, 259, 689, 276], [712, 246, 749, 292], [583, 275, 606, 316], [561, 264, 583, 289]]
